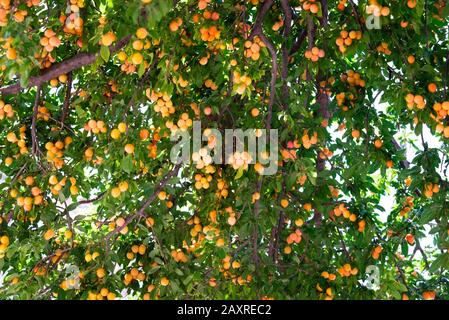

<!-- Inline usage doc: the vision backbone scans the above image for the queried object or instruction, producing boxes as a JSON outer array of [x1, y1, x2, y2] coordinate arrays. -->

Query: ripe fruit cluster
[[173, 75, 189, 88], [357, 219, 366, 232], [372, 245, 382, 259], [171, 249, 188, 263], [337, 263, 358, 277], [204, 78, 219, 91], [286, 229, 302, 245], [195, 10, 220, 23], [48, 175, 77, 196], [321, 271, 337, 281], [301, 0, 321, 14], [147, 90, 175, 117], [216, 178, 229, 198], [3, 38, 17, 60], [198, 0, 211, 10], [319, 147, 333, 160], [87, 288, 116, 300], [281, 140, 299, 160], [187, 215, 204, 237], [233, 71, 252, 95], [45, 138, 72, 169], [0, 235, 10, 258], [100, 31, 116, 46], [171, 112, 193, 132], [304, 47, 325, 62], [11, 176, 43, 212], [124, 267, 146, 285], [222, 255, 241, 270], [126, 244, 147, 260], [194, 173, 212, 190], [243, 37, 265, 61], [84, 119, 107, 134], [61, 0, 84, 36], [366, 2, 390, 17], [6, 127, 28, 155], [335, 92, 354, 112], [332, 204, 356, 221], [113, 217, 129, 235], [192, 148, 213, 170], [111, 181, 129, 198], [341, 70, 365, 87], [225, 207, 237, 226], [301, 130, 318, 149], [335, 30, 362, 53], [228, 151, 253, 170], [0, 99, 13, 119], [37, 105, 50, 121], [40, 29, 61, 53], [400, 196, 414, 217], [423, 182, 439, 198], [433, 101, 449, 138], [376, 42, 392, 55], [405, 93, 426, 110], [272, 16, 284, 31], [200, 25, 220, 42], [169, 17, 183, 32]]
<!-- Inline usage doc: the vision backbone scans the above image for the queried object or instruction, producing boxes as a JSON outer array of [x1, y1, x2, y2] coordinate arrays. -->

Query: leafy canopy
[[0, 0, 449, 300]]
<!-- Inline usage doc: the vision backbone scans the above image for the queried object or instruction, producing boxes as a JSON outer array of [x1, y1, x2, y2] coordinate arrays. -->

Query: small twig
[[105, 164, 181, 243], [60, 72, 72, 126], [31, 86, 42, 156], [0, 35, 132, 95], [280, 0, 292, 110]]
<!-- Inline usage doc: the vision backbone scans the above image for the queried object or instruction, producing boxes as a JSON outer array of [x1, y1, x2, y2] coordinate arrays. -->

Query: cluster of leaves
[[0, 0, 448, 300]]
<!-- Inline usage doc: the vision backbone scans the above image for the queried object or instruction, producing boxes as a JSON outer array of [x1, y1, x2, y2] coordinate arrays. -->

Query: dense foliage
[[0, 0, 449, 300]]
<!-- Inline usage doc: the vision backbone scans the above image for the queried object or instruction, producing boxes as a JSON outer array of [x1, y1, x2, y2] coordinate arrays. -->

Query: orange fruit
[[111, 128, 121, 139], [280, 199, 289, 208], [428, 83, 437, 93], [44, 229, 55, 241], [101, 31, 116, 46], [250, 108, 260, 117], [131, 52, 143, 65], [407, 0, 417, 9], [124, 144, 135, 154], [351, 129, 360, 139], [374, 139, 383, 149], [6, 48, 17, 60], [96, 268, 106, 278], [160, 277, 170, 286], [136, 28, 148, 39], [111, 187, 121, 198]]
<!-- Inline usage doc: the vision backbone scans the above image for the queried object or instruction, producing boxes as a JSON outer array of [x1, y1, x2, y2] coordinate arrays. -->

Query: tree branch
[[105, 164, 181, 242], [60, 72, 73, 126], [280, 0, 293, 110], [31, 86, 42, 156], [0, 35, 131, 95]]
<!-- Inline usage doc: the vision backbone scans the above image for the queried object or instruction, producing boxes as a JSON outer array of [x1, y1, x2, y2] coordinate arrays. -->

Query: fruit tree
[[0, 0, 449, 300]]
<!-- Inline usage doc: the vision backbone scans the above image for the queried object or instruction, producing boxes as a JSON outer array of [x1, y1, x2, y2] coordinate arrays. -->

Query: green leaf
[[138, 63, 145, 78], [429, 254, 449, 273], [121, 155, 133, 173], [183, 274, 194, 286], [100, 46, 110, 62], [235, 167, 244, 180]]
